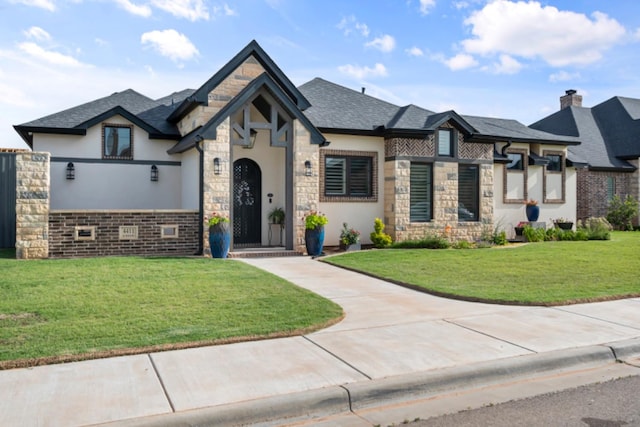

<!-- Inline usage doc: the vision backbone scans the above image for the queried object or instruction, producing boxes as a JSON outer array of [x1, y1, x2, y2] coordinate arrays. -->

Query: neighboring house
[[531, 90, 640, 222], [13, 40, 579, 258]]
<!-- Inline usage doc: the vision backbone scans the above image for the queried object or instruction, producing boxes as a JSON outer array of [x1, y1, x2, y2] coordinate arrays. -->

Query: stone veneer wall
[[202, 119, 231, 255], [576, 166, 639, 221], [178, 56, 265, 135], [384, 136, 494, 243], [48, 210, 199, 258], [293, 120, 318, 253], [15, 152, 50, 259]]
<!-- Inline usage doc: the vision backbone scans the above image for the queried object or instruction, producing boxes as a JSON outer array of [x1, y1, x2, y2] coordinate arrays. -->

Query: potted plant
[[525, 200, 539, 222], [553, 217, 574, 230], [304, 210, 328, 257], [339, 222, 361, 251], [514, 221, 527, 236], [207, 212, 230, 258], [268, 207, 285, 225]]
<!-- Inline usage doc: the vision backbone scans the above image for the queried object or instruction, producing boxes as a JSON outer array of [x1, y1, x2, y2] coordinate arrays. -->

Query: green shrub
[[557, 229, 576, 241], [492, 230, 507, 246], [578, 217, 612, 240], [574, 229, 590, 241], [606, 195, 639, 231], [370, 218, 392, 248], [452, 240, 474, 249], [544, 227, 558, 241], [392, 235, 450, 249], [523, 225, 545, 242]]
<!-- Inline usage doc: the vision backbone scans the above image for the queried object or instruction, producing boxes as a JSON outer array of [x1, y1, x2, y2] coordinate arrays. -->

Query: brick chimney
[[560, 89, 582, 109]]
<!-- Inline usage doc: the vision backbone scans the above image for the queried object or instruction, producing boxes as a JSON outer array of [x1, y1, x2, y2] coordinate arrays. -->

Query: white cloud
[[338, 63, 388, 79], [419, 0, 436, 15], [406, 46, 424, 57], [491, 54, 522, 74], [337, 15, 369, 37], [114, 0, 152, 17], [444, 53, 478, 71], [150, 0, 209, 21], [95, 38, 109, 47], [453, 1, 469, 10], [18, 42, 86, 67], [635, 27, 640, 40], [549, 70, 581, 83], [461, 0, 626, 67], [10, 0, 55, 11], [141, 29, 199, 62], [23, 27, 51, 41], [365, 34, 396, 53]]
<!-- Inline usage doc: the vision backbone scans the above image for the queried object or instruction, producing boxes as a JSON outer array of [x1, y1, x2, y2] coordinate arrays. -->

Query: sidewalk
[[1, 256, 639, 427]]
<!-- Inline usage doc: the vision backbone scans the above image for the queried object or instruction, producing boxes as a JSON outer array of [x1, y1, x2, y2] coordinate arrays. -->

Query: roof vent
[[361, 87, 365, 94]]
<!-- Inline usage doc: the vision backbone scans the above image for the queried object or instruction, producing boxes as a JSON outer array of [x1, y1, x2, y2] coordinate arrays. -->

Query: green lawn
[[0, 253, 342, 369], [324, 232, 640, 306]]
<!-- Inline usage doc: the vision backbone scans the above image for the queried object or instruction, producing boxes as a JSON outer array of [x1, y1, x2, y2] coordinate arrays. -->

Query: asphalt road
[[412, 374, 640, 427]]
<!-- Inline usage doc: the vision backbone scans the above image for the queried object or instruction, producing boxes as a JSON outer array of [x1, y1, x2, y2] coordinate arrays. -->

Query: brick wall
[[48, 210, 199, 258], [576, 169, 636, 220]]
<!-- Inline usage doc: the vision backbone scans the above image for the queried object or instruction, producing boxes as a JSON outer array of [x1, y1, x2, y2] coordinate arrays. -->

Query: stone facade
[[293, 121, 319, 253], [576, 166, 639, 221], [48, 210, 199, 258], [178, 56, 265, 136], [202, 119, 232, 255], [15, 152, 50, 259], [383, 135, 494, 243]]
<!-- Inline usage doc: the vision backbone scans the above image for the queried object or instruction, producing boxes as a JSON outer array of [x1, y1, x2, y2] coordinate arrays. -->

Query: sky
[[2, 0, 640, 149]]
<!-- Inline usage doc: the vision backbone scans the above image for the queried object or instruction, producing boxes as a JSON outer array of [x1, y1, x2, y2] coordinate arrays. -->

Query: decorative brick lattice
[[385, 137, 435, 158], [458, 140, 492, 160]]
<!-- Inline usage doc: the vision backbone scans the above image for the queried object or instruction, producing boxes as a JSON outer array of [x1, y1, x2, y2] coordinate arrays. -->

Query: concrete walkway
[[1, 256, 639, 426]]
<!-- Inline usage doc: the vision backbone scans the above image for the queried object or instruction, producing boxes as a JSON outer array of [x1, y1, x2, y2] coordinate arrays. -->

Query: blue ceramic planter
[[209, 223, 231, 258], [305, 226, 325, 257], [526, 205, 540, 222]]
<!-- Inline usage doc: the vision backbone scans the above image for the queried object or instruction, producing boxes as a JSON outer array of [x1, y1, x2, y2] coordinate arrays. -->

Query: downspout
[[501, 140, 512, 156], [195, 135, 204, 255]]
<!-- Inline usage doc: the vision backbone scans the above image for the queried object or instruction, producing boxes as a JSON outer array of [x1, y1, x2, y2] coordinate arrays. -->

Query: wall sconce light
[[150, 165, 158, 182], [213, 157, 221, 175], [244, 129, 258, 149], [66, 162, 75, 180], [304, 160, 312, 176]]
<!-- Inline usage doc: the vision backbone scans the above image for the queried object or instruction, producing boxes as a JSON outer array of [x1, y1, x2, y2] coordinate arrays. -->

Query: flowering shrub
[[340, 223, 360, 246], [525, 200, 538, 206], [207, 212, 229, 226], [304, 211, 328, 230]]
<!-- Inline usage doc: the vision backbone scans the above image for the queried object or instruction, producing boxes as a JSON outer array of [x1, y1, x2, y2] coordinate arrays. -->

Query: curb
[[607, 337, 640, 361], [98, 345, 623, 427]]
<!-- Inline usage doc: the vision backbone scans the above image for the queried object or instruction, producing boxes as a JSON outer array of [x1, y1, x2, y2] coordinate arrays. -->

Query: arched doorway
[[233, 158, 262, 246]]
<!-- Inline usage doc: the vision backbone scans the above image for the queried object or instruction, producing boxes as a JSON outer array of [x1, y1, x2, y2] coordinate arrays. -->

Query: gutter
[[195, 135, 205, 255]]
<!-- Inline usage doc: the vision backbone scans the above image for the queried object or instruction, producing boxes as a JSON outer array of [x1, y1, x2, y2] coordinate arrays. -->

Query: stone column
[[202, 118, 231, 255], [15, 152, 50, 259], [293, 121, 318, 253]]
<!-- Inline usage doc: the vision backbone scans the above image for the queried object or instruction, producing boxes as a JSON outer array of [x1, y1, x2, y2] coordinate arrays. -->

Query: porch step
[[228, 248, 303, 258]]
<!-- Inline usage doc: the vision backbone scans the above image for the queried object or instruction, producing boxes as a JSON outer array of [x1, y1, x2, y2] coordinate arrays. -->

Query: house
[[531, 90, 640, 221], [12, 40, 580, 259]]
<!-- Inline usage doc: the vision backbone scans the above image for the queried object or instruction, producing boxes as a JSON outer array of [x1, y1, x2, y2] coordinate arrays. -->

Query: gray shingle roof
[[531, 97, 639, 170], [298, 77, 576, 144]]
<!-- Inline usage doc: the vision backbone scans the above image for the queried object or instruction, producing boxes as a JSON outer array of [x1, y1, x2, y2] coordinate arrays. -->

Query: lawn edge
[[320, 257, 640, 307]]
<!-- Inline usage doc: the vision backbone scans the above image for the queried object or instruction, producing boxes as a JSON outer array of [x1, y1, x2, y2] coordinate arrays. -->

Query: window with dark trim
[[507, 153, 524, 170], [410, 162, 433, 222], [607, 176, 616, 201], [103, 125, 133, 160], [437, 129, 453, 157], [458, 164, 480, 222], [324, 155, 372, 197], [546, 154, 562, 172]]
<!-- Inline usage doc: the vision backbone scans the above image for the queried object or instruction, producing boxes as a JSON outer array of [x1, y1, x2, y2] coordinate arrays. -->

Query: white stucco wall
[[318, 134, 385, 246], [35, 115, 184, 210], [180, 149, 199, 210], [494, 143, 578, 237]]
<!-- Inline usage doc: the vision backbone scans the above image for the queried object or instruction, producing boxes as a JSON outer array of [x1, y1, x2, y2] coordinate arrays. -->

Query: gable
[[168, 40, 310, 125]]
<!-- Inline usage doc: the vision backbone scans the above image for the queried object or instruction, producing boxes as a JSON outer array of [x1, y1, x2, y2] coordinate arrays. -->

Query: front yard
[[324, 232, 640, 306], [0, 253, 343, 369]]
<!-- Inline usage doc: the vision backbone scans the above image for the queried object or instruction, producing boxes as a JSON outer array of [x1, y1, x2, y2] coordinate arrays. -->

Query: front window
[[410, 162, 433, 222], [507, 153, 524, 170], [103, 125, 132, 159], [321, 150, 377, 201], [546, 154, 562, 172], [504, 148, 528, 203], [458, 164, 480, 221], [607, 176, 616, 201], [437, 129, 453, 157]]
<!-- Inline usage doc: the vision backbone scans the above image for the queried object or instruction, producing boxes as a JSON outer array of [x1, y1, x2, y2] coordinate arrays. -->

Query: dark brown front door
[[233, 158, 261, 245]]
